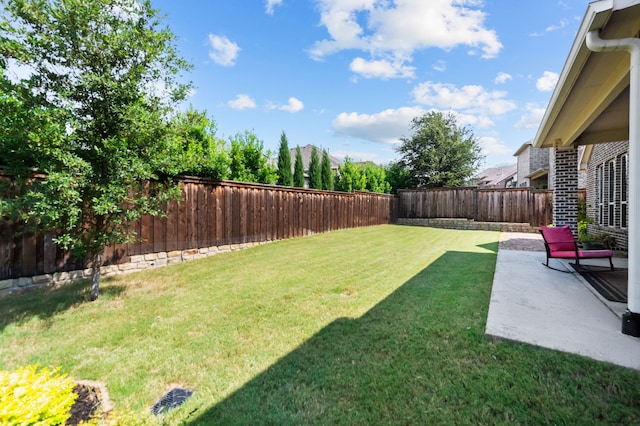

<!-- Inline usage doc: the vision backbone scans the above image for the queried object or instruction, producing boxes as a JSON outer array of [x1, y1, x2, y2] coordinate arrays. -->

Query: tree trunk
[[90, 253, 101, 301]]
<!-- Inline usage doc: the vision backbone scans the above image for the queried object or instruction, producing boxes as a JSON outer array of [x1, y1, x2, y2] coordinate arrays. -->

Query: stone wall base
[[0, 240, 271, 297], [396, 218, 537, 233]]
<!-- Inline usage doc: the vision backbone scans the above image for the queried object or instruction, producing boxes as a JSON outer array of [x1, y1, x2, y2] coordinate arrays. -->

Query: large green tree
[[228, 130, 277, 184], [334, 157, 366, 192], [396, 111, 484, 188], [293, 146, 305, 188], [276, 131, 293, 186], [308, 146, 322, 190], [170, 108, 229, 179], [385, 160, 412, 193], [0, 0, 191, 300], [363, 162, 391, 194]]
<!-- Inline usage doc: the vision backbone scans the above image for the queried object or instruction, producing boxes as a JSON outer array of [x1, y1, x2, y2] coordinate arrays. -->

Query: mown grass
[[0, 225, 639, 424]]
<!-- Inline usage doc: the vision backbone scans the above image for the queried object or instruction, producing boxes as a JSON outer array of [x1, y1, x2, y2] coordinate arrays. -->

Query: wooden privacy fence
[[1, 178, 397, 280], [397, 187, 554, 226], [2, 180, 571, 281]]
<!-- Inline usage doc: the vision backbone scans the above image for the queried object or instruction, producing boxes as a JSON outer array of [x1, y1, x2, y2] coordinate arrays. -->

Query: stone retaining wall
[[396, 218, 538, 233], [0, 241, 269, 297]]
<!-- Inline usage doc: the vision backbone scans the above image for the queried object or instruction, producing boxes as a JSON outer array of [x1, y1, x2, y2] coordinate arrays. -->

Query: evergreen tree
[[276, 131, 293, 186], [293, 146, 305, 188], [321, 150, 334, 190], [308, 146, 322, 189]]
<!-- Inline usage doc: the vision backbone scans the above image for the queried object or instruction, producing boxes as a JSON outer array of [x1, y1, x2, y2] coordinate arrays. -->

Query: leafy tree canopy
[[228, 130, 277, 184], [0, 0, 192, 299], [385, 161, 412, 193], [334, 157, 366, 193], [363, 162, 391, 194], [334, 158, 392, 194], [396, 111, 484, 188], [169, 107, 229, 180]]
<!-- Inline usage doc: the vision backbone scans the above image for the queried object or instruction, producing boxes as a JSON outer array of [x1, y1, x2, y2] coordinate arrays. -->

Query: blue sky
[[151, 0, 589, 169]]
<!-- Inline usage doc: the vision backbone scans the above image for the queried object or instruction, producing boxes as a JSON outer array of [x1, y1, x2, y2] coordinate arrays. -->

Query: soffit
[[534, 1, 640, 149]]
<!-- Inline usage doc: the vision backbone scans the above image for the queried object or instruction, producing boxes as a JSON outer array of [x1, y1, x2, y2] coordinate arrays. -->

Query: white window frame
[[607, 159, 616, 227], [596, 164, 604, 226]]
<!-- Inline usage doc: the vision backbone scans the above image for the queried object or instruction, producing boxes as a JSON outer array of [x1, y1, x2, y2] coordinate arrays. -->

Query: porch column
[[552, 146, 579, 233], [586, 30, 640, 336], [625, 40, 640, 336]]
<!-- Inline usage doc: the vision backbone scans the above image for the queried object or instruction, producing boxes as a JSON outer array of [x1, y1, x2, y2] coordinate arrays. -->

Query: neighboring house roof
[[534, 0, 640, 150], [289, 144, 341, 172], [474, 164, 517, 187], [513, 140, 534, 156]]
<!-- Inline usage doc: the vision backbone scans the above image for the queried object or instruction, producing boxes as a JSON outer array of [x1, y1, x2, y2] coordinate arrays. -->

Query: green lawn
[[1, 225, 639, 424]]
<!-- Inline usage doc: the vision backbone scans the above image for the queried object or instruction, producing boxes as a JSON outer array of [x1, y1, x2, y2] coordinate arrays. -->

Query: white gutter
[[587, 30, 640, 316]]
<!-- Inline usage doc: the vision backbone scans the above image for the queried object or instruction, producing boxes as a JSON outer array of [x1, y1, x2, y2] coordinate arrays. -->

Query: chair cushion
[[549, 250, 579, 259], [578, 249, 613, 258], [541, 225, 576, 252]]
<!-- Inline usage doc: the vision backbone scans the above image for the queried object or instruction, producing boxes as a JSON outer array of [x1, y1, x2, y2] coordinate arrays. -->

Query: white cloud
[[494, 72, 512, 84], [309, 0, 502, 78], [265, 0, 282, 15], [449, 111, 494, 129], [433, 60, 447, 72], [349, 57, 415, 79], [228, 94, 256, 110], [531, 18, 569, 36], [412, 81, 516, 116], [515, 103, 546, 130], [332, 106, 426, 144], [208, 34, 240, 66], [536, 71, 558, 92], [478, 136, 513, 155], [280, 97, 304, 113], [268, 97, 305, 113]]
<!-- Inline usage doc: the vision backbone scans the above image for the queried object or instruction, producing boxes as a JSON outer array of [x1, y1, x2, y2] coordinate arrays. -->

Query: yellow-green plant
[[0, 364, 77, 425]]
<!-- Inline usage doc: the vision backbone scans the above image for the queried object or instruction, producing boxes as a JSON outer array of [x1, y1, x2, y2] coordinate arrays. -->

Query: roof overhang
[[534, 0, 640, 149], [525, 168, 550, 180]]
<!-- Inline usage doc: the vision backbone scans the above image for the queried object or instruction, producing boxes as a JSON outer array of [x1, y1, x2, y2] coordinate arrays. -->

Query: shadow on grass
[[0, 278, 126, 332], [477, 241, 499, 253], [185, 246, 640, 425], [186, 250, 502, 425]]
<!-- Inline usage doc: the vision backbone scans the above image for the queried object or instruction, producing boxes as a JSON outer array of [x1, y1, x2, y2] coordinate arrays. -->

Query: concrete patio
[[485, 232, 640, 371]]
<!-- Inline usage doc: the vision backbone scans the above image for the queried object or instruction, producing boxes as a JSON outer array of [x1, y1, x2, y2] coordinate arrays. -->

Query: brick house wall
[[517, 145, 532, 187], [530, 146, 550, 175], [586, 140, 629, 250], [515, 143, 550, 188], [552, 147, 579, 231]]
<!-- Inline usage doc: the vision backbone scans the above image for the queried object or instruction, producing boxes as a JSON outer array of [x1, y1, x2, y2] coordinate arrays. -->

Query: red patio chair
[[539, 225, 614, 271]]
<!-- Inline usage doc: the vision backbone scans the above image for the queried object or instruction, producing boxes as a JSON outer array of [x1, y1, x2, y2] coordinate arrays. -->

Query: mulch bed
[[66, 381, 112, 425]]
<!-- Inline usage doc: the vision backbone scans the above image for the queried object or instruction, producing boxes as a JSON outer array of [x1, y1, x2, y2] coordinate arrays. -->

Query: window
[[596, 164, 604, 225], [607, 159, 615, 227], [621, 154, 628, 229]]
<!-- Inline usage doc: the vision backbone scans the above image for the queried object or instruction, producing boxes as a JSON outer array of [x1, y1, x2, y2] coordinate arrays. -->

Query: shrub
[[0, 364, 77, 425]]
